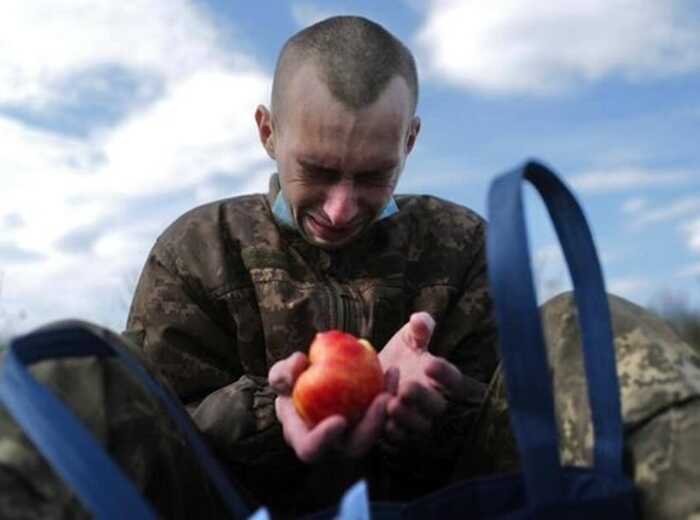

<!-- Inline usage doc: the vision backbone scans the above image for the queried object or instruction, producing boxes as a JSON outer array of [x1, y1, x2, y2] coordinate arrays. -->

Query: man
[[126, 15, 498, 514]]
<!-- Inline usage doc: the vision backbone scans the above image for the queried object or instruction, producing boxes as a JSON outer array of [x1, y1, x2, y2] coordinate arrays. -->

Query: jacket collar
[[267, 173, 399, 232]]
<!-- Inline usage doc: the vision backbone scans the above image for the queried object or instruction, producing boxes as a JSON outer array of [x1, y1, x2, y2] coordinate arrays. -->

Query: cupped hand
[[379, 312, 466, 445], [268, 352, 393, 463]]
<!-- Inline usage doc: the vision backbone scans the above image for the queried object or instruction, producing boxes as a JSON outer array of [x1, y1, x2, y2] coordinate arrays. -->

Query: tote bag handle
[[0, 324, 250, 519], [486, 160, 624, 508]]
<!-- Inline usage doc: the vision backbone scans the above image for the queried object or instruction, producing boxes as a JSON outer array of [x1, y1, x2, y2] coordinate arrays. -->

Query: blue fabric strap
[[486, 161, 623, 507], [0, 338, 156, 519], [0, 325, 250, 519]]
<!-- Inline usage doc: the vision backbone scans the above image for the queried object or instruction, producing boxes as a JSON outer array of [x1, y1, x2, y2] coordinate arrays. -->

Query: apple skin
[[292, 330, 384, 426]]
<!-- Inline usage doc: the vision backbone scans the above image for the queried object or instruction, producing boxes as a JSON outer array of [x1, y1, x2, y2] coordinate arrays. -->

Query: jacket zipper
[[328, 279, 355, 333]]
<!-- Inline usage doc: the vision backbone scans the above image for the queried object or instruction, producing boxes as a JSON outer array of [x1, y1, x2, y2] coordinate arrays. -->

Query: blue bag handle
[[0, 324, 250, 519], [486, 161, 623, 507]]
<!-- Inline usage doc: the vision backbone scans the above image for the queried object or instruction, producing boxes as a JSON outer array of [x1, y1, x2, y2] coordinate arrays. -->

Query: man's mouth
[[304, 214, 359, 244]]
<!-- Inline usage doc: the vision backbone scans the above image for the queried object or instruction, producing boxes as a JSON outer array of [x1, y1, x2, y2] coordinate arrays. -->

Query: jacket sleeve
[[124, 241, 304, 491], [374, 221, 501, 498]]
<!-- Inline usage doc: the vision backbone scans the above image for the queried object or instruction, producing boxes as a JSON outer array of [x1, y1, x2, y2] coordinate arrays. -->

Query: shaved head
[[271, 16, 419, 123]]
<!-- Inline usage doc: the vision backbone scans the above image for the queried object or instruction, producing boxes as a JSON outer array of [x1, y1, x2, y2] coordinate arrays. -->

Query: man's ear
[[405, 116, 421, 155], [255, 105, 276, 160]]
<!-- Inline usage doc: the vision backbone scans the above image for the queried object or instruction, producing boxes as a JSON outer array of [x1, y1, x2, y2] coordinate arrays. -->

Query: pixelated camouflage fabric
[[472, 293, 700, 519]]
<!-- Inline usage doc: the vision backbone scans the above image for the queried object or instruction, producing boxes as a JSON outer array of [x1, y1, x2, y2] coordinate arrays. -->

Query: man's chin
[[307, 234, 356, 250], [301, 219, 364, 249], [303, 230, 358, 250]]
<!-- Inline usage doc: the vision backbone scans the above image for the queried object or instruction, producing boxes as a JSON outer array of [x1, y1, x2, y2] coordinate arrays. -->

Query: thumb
[[269, 352, 309, 395], [403, 312, 435, 351]]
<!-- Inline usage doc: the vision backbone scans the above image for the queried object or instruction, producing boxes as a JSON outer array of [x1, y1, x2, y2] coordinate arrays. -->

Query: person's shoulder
[[386, 194, 486, 276], [394, 193, 486, 239], [396, 193, 484, 221], [155, 193, 270, 253]]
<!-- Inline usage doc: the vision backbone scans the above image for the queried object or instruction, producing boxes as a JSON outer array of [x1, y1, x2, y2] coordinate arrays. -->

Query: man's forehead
[[297, 153, 400, 172]]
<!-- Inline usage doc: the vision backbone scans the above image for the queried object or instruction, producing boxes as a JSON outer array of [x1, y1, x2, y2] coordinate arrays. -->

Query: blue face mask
[[272, 191, 398, 231]]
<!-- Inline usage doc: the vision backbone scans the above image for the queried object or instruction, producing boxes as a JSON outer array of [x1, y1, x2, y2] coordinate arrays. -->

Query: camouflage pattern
[[0, 321, 228, 519], [475, 292, 700, 519], [124, 174, 499, 513]]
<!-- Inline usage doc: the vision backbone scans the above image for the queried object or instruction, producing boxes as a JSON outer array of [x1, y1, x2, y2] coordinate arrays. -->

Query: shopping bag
[[0, 322, 251, 519]]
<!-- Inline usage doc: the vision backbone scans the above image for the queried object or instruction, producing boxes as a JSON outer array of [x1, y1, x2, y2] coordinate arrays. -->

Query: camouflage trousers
[[1, 293, 699, 519]]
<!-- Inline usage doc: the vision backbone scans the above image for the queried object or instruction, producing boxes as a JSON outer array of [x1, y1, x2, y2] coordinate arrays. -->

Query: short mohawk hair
[[272, 16, 419, 116]]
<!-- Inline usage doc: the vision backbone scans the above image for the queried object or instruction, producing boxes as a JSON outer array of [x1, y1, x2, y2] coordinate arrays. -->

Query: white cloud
[[621, 197, 647, 214], [531, 242, 634, 303], [1, 253, 138, 335], [0, 0, 246, 108], [677, 262, 700, 278], [568, 168, 692, 194], [534, 244, 564, 270], [416, 0, 700, 94], [635, 196, 700, 225], [532, 244, 569, 302], [91, 67, 270, 198], [534, 242, 623, 268], [0, 117, 105, 255], [683, 218, 700, 253], [291, 3, 335, 28], [608, 276, 651, 298], [0, 1, 275, 335]]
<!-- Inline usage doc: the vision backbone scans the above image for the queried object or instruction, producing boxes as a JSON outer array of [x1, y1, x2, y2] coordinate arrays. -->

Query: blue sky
[[1, 0, 699, 337]]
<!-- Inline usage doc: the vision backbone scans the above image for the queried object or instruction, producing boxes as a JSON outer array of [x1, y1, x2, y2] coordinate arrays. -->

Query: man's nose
[[323, 181, 358, 227]]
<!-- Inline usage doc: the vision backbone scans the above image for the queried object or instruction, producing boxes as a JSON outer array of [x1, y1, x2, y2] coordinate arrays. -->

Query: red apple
[[292, 330, 384, 426]]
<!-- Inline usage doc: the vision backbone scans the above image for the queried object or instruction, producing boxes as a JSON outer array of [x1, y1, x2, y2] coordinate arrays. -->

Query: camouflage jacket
[[125, 174, 499, 515]]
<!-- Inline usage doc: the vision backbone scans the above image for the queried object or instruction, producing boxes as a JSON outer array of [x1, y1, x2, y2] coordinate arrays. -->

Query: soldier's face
[[256, 64, 420, 249]]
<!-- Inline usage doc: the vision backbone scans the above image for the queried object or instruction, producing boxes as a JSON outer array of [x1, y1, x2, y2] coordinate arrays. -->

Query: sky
[[1, 0, 699, 338]]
